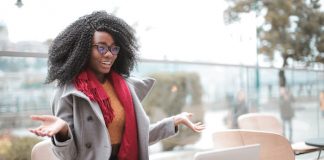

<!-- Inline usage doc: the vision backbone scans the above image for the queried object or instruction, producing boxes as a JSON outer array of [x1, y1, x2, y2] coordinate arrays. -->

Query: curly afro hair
[[45, 11, 139, 86]]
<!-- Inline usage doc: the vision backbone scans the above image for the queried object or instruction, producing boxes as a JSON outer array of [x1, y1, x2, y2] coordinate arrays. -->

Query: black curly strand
[[45, 11, 139, 86]]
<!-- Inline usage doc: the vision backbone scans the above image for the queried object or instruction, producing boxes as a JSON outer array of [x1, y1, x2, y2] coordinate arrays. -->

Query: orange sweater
[[102, 80, 125, 145]]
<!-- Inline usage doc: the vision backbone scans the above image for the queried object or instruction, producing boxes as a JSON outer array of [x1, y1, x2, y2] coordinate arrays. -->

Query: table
[[305, 138, 324, 160]]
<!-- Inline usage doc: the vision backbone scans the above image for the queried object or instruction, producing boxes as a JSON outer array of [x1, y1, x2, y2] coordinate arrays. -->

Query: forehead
[[92, 31, 114, 44]]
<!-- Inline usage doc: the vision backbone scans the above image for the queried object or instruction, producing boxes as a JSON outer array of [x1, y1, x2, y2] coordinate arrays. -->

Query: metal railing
[[0, 50, 323, 142]]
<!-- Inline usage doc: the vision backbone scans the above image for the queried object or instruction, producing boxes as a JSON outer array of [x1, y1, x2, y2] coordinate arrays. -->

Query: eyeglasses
[[92, 44, 120, 55]]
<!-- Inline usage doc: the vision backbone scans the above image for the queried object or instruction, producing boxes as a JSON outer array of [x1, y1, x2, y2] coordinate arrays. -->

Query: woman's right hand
[[29, 115, 68, 139]]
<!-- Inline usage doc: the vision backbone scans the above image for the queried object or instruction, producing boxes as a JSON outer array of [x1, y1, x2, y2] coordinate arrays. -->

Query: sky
[[0, 0, 260, 65]]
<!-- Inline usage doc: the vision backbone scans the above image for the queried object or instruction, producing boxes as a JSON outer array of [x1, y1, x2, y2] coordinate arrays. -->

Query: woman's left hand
[[173, 112, 205, 132]]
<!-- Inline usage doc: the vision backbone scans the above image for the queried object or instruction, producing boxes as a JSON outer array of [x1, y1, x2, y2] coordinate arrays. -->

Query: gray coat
[[51, 77, 178, 160]]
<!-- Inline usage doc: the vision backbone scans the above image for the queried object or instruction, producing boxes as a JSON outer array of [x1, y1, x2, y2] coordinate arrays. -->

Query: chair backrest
[[194, 144, 260, 160], [237, 113, 320, 155], [212, 130, 295, 160], [31, 139, 59, 160], [237, 113, 283, 135]]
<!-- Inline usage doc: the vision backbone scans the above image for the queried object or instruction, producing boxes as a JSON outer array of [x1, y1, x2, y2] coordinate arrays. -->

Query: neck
[[91, 71, 107, 84], [97, 75, 106, 84]]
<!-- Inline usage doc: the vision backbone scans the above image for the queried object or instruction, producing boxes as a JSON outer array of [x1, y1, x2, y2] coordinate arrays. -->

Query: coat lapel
[[127, 83, 149, 160], [126, 77, 155, 160], [62, 84, 106, 127]]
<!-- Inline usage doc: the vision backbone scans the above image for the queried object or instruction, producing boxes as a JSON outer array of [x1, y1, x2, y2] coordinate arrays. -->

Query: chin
[[102, 68, 111, 74]]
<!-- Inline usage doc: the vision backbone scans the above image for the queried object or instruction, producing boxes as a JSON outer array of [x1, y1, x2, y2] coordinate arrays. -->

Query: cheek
[[89, 54, 100, 68], [89, 59, 96, 68]]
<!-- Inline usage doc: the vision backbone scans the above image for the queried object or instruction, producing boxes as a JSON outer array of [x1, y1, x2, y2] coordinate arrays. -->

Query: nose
[[103, 50, 113, 58]]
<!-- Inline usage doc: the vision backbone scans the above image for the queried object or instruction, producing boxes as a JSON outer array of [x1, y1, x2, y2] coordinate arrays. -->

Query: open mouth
[[101, 61, 112, 69], [102, 61, 111, 65]]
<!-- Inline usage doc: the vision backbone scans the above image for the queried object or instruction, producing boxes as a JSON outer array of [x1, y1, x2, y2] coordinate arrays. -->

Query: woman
[[29, 11, 205, 160]]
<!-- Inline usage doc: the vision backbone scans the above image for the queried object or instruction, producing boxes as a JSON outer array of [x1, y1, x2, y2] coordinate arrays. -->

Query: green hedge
[[0, 134, 40, 160], [143, 72, 204, 150]]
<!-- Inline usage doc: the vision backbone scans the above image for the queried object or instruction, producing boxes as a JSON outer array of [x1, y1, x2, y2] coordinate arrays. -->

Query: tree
[[224, 0, 324, 87]]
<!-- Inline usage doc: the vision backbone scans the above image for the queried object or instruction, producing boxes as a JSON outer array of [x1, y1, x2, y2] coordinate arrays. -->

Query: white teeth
[[102, 61, 111, 65]]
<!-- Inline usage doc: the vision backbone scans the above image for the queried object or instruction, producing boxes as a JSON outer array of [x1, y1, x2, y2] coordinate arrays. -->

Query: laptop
[[194, 144, 260, 160]]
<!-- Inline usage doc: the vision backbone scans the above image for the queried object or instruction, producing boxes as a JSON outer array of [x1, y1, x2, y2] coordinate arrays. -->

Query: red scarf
[[74, 69, 139, 160]]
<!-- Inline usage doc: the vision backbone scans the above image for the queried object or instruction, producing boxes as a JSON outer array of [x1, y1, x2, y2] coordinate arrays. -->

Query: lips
[[102, 61, 111, 65], [101, 61, 112, 69]]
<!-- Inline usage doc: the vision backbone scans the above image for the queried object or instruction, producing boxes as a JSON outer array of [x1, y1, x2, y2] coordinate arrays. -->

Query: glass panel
[[0, 56, 54, 132], [0, 55, 323, 159]]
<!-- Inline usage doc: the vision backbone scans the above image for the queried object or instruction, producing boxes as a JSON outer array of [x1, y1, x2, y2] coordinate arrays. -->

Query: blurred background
[[0, 0, 323, 159]]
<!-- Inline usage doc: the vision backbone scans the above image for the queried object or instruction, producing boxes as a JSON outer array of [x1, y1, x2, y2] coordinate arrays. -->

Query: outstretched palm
[[29, 115, 68, 137], [174, 112, 205, 132]]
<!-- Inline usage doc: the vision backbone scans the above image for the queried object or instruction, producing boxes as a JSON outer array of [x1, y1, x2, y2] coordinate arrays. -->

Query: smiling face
[[89, 31, 118, 82]]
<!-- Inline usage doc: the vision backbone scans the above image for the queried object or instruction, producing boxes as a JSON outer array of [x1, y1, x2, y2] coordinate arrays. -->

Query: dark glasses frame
[[92, 43, 120, 55]]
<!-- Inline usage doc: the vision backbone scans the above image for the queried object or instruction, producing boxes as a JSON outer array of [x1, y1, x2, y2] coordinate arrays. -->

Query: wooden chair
[[238, 113, 283, 134], [237, 113, 319, 155], [31, 139, 59, 160], [212, 129, 295, 160]]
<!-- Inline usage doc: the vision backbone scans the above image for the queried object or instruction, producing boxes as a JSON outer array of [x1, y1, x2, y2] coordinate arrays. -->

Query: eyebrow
[[95, 42, 116, 46]]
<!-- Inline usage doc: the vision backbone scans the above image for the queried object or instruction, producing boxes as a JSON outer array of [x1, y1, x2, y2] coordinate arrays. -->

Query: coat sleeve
[[50, 88, 78, 160], [148, 117, 178, 145]]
